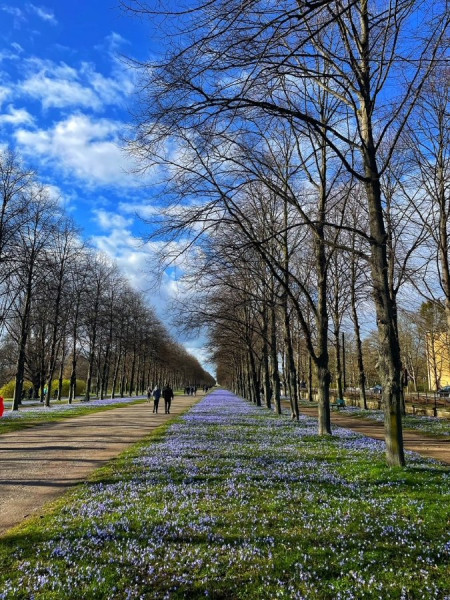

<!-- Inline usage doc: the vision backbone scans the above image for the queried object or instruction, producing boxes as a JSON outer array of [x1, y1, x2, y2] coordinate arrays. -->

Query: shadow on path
[[0, 394, 199, 536]]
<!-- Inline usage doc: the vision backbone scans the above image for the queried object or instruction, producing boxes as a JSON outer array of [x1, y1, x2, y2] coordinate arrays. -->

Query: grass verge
[[0, 391, 448, 599], [297, 400, 449, 439], [0, 397, 146, 435], [340, 407, 449, 439]]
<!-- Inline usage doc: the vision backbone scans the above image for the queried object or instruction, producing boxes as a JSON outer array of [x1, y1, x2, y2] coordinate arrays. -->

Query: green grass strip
[[0, 391, 448, 599]]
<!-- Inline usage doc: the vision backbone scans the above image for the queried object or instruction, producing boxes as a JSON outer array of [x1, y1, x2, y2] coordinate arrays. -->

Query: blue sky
[[0, 1, 210, 367]]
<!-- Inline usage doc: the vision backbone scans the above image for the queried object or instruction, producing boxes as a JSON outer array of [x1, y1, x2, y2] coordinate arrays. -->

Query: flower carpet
[[0, 390, 448, 599]]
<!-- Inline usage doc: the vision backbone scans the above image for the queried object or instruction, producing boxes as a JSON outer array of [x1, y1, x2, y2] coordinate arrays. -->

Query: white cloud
[[94, 209, 134, 230], [85, 64, 134, 107], [0, 86, 11, 107], [26, 3, 57, 24], [90, 226, 212, 371], [97, 32, 129, 55], [91, 228, 160, 301], [20, 59, 103, 110], [11, 42, 24, 53], [41, 183, 76, 210], [0, 104, 34, 126], [1, 3, 57, 27], [15, 113, 141, 186], [0, 5, 24, 19], [184, 344, 213, 369], [118, 201, 162, 219], [18, 54, 134, 112], [91, 227, 182, 302], [0, 48, 20, 62]]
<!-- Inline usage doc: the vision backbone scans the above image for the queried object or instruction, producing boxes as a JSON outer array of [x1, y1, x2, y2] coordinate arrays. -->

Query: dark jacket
[[162, 386, 173, 401]]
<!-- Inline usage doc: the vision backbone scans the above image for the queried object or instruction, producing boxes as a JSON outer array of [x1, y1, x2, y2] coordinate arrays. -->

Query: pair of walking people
[[150, 384, 173, 414]]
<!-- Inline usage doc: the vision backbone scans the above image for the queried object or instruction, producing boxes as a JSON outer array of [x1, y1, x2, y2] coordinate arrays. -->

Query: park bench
[[330, 398, 345, 410]]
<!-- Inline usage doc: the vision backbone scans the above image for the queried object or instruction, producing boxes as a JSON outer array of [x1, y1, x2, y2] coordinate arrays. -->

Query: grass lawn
[[0, 396, 147, 435], [0, 391, 448, 599], [297, 400, 450, 439], [338, 406, 449, 438]]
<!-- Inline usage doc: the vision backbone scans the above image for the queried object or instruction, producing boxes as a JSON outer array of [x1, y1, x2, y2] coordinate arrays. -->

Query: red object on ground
[[0, 396, 4, 418]]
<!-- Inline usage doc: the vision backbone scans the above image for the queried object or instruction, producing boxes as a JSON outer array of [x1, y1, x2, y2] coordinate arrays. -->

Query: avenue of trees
[[0, 149, 214, 411], [122, 0, 449, 466]]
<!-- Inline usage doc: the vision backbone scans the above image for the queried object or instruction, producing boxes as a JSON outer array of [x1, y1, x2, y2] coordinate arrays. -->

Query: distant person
[[146, 386, 152, 403], [162, 384, 174, 414], [152, 385, 162, 413]]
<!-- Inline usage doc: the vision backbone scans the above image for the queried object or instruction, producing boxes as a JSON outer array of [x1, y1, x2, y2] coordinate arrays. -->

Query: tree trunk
[[270, 302, 281, 414], [38, 319, 46, 404], [350, 258, 367, 409], [84, 286, 100, 402], [316, 357, 331, 435], [12, 252, 35, 411], [248, 346, 261, 406], [100, 343, 111, 399], [361, 150, 404, 463], [364, 163, 405, 464], [261, 301, 272, 409], [57, 356, 64, 402], [119, 350, 127, 398], [45, 265, 65, 407], [129, 345, 137, 397], [308, 354, 313, 403], [283, 302, 299, 419], [314, 170, 331, 434], [359, 0, 404, 465], [84, 345, 95, 402], [12, 291, 32, 411], [334, 326, 343, 401], [111, 349, 121, 399], [68, 301, 80, 404]]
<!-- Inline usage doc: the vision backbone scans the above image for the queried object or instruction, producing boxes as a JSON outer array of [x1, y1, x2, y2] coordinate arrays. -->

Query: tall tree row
[[123, 0, 448, 466], [0, 149, 215, 407]]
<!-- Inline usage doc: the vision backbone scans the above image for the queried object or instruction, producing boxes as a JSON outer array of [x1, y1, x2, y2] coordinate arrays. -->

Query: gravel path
[[0, 395, 199, 536]]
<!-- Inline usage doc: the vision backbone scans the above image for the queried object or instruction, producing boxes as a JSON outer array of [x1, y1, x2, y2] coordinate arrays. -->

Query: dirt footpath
[[0, 395, 199, 537], [298, 405, 450, 465]]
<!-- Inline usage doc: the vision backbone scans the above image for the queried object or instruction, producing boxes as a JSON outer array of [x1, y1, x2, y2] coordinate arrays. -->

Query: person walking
[[162, 384, 174, 414], [152, 385, 162, 413]]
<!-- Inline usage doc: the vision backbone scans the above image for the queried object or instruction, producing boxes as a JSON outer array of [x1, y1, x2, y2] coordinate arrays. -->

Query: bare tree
[[9, 186, 58, 410], [124, 0, 448, 465], [43, 219, 83, 406], [0, 149, 34, 329], [406, 70, 450, 337]]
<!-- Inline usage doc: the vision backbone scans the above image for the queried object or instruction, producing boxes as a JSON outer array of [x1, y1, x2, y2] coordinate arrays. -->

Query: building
[[426, 331, 450, 390]]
